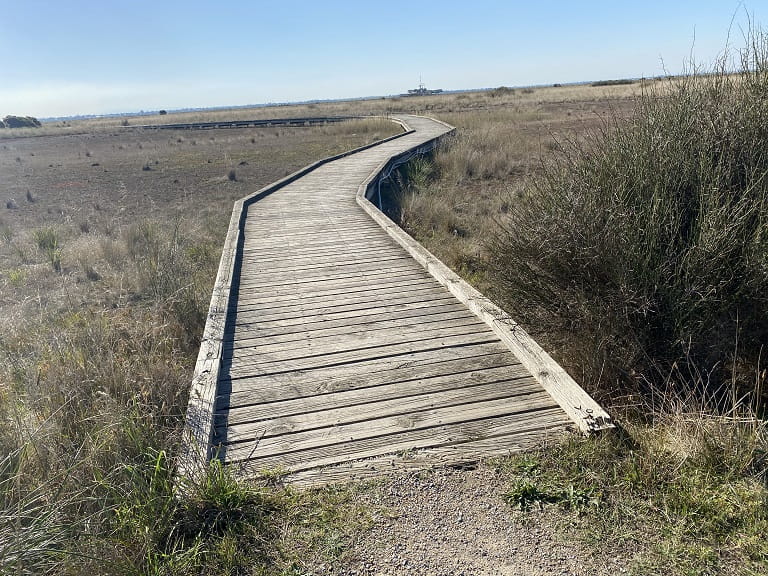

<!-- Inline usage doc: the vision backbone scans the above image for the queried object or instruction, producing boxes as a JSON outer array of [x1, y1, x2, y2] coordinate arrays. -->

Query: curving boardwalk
[[182, 115, 612, 485]]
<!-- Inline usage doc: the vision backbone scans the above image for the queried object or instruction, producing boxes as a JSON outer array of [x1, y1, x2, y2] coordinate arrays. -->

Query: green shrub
[[490, 32, 768, 404], [2, 115, 41, 128]]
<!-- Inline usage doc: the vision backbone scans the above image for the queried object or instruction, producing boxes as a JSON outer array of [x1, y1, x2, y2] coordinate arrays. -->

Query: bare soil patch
[[334, 466, 616, 576]]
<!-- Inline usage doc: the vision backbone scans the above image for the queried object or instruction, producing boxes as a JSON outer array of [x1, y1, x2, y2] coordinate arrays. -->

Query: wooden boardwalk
[[181, 115, 612, 485]]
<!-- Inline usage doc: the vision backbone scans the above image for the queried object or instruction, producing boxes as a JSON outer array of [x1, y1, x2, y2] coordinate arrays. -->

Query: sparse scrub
[[394, 110, 553, 293], [490, 86, 515, 97], [0, 221, 11, 243], [120, 219, 215, 343], [6, 268, 25, 286]]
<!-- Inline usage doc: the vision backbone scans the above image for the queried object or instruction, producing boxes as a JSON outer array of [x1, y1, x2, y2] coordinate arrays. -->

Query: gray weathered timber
[[180, 114, 612, 486]]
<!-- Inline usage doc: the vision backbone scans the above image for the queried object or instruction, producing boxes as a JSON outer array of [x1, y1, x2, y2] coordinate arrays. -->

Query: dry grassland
[[3, 73, 765, 575]]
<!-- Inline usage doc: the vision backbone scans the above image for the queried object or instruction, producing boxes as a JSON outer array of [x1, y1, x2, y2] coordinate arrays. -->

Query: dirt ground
[[334, 465, 618, 576], [0, 123, 389, 235]]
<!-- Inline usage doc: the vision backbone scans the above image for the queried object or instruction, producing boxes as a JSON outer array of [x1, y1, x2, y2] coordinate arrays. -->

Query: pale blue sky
[[0, 1, 765, 118]]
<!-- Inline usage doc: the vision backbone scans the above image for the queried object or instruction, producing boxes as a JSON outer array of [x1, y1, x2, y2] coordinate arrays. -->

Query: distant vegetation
[[1, 115, 42, 128], [590, 78, 636, 87], [489, 86, 516, 97]]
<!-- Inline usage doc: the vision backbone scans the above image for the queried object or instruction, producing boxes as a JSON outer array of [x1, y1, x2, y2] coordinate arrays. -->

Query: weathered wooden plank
[[234, 263, 420, 290], [232, 301, 462, 335], [225, 332, 500, 377], [232, 301, 469, 338], [230, 309, 478, 347], [232, 295, 459, 326], [231, 285, 454, 321], [225, 382, 549, 444], [226, 405, 570, 471], [222, 344, 516, 405], [242, 231, 395, 248], [226, 317, 487, 358], [233, 273, 435, 307], [240, 243, 401, 263], [227, 323, 493, 367], [222, 366, 538, 428], [284, 427, 567, 486], [238, 258, 418, 281], [236, 265, 428, 290], [240, 252, 410, 273]]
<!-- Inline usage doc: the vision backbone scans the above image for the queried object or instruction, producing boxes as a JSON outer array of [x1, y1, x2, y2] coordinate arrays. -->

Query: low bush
[[489, 33, 768, 406], [2, 115, 41, 129], [591, 78, 636, 87], [33, 226, 62, 272]]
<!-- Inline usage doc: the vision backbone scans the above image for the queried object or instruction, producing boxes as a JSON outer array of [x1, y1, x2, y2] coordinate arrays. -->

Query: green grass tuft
[[32, 227, 62, 272], [499, 413, 768, 575]]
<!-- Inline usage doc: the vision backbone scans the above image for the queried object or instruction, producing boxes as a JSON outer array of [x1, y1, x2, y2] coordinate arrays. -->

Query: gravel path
[[330, 465, 622, 576]]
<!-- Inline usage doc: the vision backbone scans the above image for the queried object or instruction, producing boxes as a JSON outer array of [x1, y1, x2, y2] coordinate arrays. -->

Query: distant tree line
[[0, 115, 42, 128]]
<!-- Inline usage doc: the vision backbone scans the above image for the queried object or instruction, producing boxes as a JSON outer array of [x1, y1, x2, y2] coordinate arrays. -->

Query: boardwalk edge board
[[131, 115, 361, 130], [177, 117, 412, 483], [357, 115, 613, 436]]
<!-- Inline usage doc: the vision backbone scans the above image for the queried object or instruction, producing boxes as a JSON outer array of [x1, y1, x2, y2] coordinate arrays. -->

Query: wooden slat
[[232, 301, 469, 338], [226, 326, 495, 369], [230, 309, 478, 347], [225, 384, 551, 447], [232, 296, 460, 328], [221, 344, 516, 404], [226, 318, 487, 359], [284, 427, 567, 486], [222, 368, 539, 430], [232, 282, 448, 317], [233, 274, 435, 308], [234, 262, 421, 290], [226, 405, 570, 471]]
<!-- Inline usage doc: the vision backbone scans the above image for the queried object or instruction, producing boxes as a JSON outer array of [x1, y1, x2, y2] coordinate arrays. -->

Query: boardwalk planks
[[180, 115, 612, 486]]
